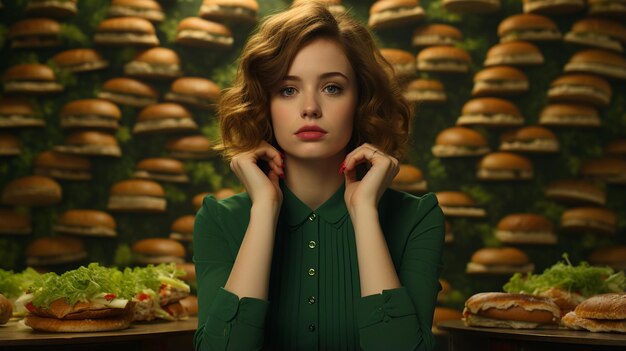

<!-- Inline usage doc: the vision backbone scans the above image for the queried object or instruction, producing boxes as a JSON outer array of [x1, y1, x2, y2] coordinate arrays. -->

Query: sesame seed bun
[[54, 209, 117, 237], [466, 247, 535, 275], [432, 126, 489, 157], [1, 175, 62, 206], [562, 293, 626, 332]]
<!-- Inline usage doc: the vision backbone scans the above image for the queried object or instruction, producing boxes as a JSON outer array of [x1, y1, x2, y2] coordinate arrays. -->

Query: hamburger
[[466, 247, 535, 275], [463, 292, 560, 328], [580, 157, 626, 184], [134, 157, 190, 183], [435, 191, 486, 218], [497, 13, 561, 43], [564, 49, 626, 80], [0, 294, 11, 324], [94, 17, 159, 47], [560, 206, 616, 235], [124, 47, 183, 80], [166, 134, 217, 159], [498, 126, 559, 153], [477, 152, 534, 181], [588, 0, 626, 18], [191, 188, 239, 210], [164, 77, 220, 110], [54, 210, 117, 237], [390, 164, 427, 194], [132, 238, 186, 265], [495, 213, 556, 245], [1, 175, 62, 206], [34, 150, 92, 181], [107, 0, 165, 23], [3, 63, 63, 94], [179, 295, 198, 316], [379, 48, 416, 80], [59, 99, 121, 131], [538, 103, 600, 127], [564, 18, 626, 53], [522, 0, 585, 14], [604, 138, 626, 156], [54, 131, 122, 157], [175, 17, 234, 49], [472, 66, 529, 96], [25, 0, 78, 18], [416, 46, 471, 73], [214, 188, 238, 199], [133, 103, 198, 135], [442, 0, 501, 13], [457, 98, 525, 128], [199, 0, 259, 24], [403, 78, 447, 104], [0, 97, 45, 128], [368, 0, 425, 30], [176, 262, 196, 286], [192, 192, 210, 211], [25, 236, 87, 266], [292, 0, 346, 15], [432, 307, 463, 335], [562, 293, 626, 332], [545, 179, 606, 206], [588, 246, 626, 271], [8, 18, 61, 48], [107, 179, 167, 213], [412, 24, 462, 48], [97, 77, 159, 108], [0, 134, 21, 156], [547, 74, 612, 107], [432, 126, 489, 158], [0, 208, 31, 235], [484, 41, 544, 67], [170, 215, 195, 242], [52, 48, 109, 73]]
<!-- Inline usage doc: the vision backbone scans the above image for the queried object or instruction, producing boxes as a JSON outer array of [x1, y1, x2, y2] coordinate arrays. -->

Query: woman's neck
[[284, 153, 345, 210]]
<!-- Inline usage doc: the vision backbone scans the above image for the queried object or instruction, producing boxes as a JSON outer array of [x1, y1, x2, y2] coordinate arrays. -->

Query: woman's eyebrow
[[282, 71, 350, 82]]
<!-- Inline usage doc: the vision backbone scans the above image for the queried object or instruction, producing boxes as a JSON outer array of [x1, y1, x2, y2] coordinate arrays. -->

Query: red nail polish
[[338, 162, 346, 175], [279, 172, 285, 180]]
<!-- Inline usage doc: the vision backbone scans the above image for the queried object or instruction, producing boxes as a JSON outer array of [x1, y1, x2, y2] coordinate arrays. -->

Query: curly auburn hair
[[218, 2, 413, 159]]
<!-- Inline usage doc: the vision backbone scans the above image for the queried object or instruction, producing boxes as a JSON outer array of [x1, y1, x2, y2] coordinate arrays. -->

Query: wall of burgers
[[0, 0, 625, 342]]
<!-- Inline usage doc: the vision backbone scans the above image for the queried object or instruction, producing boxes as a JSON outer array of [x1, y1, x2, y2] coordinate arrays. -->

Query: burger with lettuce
[[0, 267, 40, 318]]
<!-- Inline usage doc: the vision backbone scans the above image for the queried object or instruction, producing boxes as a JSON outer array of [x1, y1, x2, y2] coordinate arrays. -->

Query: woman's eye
[[323, 85, 342, 94], [280, 87, 296, 96]]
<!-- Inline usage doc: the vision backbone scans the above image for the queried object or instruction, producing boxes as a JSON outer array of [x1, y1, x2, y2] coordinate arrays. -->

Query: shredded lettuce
[[122, 263, 187, 296], [503, 253, 626, 297], [0, 268, 40, 299]]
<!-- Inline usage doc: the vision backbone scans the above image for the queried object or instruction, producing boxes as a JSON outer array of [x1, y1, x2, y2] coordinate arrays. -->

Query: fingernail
[[338, 162, 346, 175]]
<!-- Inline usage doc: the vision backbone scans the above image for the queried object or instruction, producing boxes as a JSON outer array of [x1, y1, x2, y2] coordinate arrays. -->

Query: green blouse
[[193, 181, 445, 351]]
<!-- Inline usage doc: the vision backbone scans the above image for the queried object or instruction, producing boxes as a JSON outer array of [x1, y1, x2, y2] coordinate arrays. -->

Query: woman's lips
[[295, 126, 327, 140]]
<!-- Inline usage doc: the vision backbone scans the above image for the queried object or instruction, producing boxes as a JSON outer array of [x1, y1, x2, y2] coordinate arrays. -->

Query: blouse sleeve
[[356, 193, 445, 351], [193, 195, 269, 351]]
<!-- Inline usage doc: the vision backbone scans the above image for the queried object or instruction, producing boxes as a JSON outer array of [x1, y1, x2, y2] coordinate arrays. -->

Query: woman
[[193, 3, 444, 350]]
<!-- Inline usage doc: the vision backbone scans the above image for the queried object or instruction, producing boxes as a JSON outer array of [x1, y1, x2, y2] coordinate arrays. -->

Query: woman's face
[[270, 37, 357, 160]]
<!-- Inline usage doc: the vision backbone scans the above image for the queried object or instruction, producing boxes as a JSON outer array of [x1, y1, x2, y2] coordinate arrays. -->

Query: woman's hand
[[229, 141, 284, 209], [341, 143, 399, 213]]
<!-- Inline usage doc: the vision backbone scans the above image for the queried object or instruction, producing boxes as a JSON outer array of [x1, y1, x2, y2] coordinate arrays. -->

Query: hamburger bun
[[165, 77, 220, 110], [98, 77, 158, 108], [432, 126, 489, 158], [477, 152, 533, 181], [2, 63, 63, 94], [412, 24, 462, 47], [544, 179, 606, 206], [495, 213, 556, 245], [368, 0, 425, 30], [59, 99, 121, 130], [134, 157, 190, 183], [538, 287, 585, 315], [132, 238, 186, 264], [166, 134, 217, 159], [25, 312, 132, 332], [54, 209, 117, 237], [0, 133, 21, 156], [192, 192, 210, 211], [463, 292, 560, 328], [587, 0, 626, 19], [564, 18, 626, 52], [435, 191, 486, 218], [26, 236, 87, 266], [522, 0, 585, 14], [580, 157, 626, 184], [94, 16, 159, 47], [0, 294, 11, 324], [292, 0, 346, 15], [176, 262, 196, 283], [0, 97, 44, 128], [560, 206, 616, 235], [588, 246, 626, 271], [133, 103, 198, 134], [466, 247, 535, 275], [457, 98, 524, 128], [175, 17, 234, 49], [498, 126, 559, 153], [54, 131, 122, 157], [34, 150, 92, 181], [443, 0, 501, 13], [124, 47, 183, 80], [498, 13, 561, 43], [390, 164, 427, 194], [538, 103, 600, 128], [25, 0, 78, 19], [199, 0, 259, 24], [403, 78, 447, 104], [107, 179, 167, 213], [0, 208, 31, 235], [564, 49, 626, 80], [1, 175, 62, 206], [603, 138, 626, 156], [178, 295, 198, 316], [432, 307, 463, 335], [484, 41, 544, 67], [52, 48, 109, 73], [8, 18, 61, 48], [547, 74, 612, 107], [379, 48, 416, 80], [170, 215, 195, 242], [562, 293, 626, 333], [472, 66, 529, 97], [417, 46, 471, 73], [108, 0, 165, 23]]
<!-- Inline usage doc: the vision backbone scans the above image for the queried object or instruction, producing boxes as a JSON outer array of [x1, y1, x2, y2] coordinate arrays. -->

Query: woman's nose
[[300, 93, 322, 119]]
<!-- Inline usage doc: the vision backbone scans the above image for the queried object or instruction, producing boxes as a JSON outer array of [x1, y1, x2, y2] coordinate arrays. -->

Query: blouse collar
[[280, 180, 349, 228]]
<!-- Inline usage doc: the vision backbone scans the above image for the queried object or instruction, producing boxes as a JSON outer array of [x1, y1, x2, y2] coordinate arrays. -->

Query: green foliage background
[[0, 0, 624, 319]]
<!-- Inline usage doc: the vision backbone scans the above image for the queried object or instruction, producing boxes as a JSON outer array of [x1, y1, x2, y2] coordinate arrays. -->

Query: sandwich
[[179, 295, 198, 316], [442, 0, 501, 13], [0, 208, 31, 236], [368, 0, 425, 30], [176, 17, 234, 49], [25, 236, 87, 267], [564, 18, 626, 53], [1, 175, 62, 206], [107, 179, 167, 213], [390, 164, 427, 194], [497, 13, 561, 42], [134, 157, 190, 183], [165, 77, 220, 110], [547, 74, 612, 107], [412, 24, 462, 47], [52, 48, 109, 73], [588, 246, 626, 271], [495, 213, 556, 245], [8, 18, 61, 48], [562, 293, 626, 332], [54, 209, 117, 237], [435, 191, 486, 217], [34, 150, 92, 181], [477, 152, 533, 181], [94, 16, 159, 46], [484, 41, 544, 66], [472, 66, 529, 96], [457, 98, 525, 127], [2, 63, 63, 94], [0, 267, 40, 318], [107, 0, 165, 23], [416, 46, 471, 73], [124, 47, 183, 80], [98, 77, 159, 108], [200, 0, 259, 24], [587, 0, 626, 18], [59, 99, 121, 130], [132, 238, 186, 265], [564, 49, 626, 80], [54, 131, 122, 157], [166, 134, 217, 159], [0, 134, 21, 156], [498, 126, 559, 153], [403, 78, 447, 104], [560, 206, 617, 236], [0, 97, 45, 128], [133, 103, 198, 135], [379, 48, 416, 80], [466, 247, 535, 275], [522, 0, 585, 14], [193, 192, 210, 211], [292, 0, 345, 15], [432, 126, 489, 158], [170, 215, 195, 242], [25, 0, 78, 18], [544, 179, 606, 206], [580, 157, 626, 184], [604, 138, 626, 156], [463, 292, 560, 328], [538, 103, 600, 128], [0, 294, 10, 324]]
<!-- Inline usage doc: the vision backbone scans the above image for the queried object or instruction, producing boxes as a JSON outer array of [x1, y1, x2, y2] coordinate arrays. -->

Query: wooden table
[[438, 320, 626, 351], [0, 317, 197, 351]]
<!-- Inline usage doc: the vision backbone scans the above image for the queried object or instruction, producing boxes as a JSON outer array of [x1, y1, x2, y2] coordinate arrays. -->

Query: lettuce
[[0, 268, 40, 299], [503, 254, 626, 297], [122, 263, 187, 296]]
